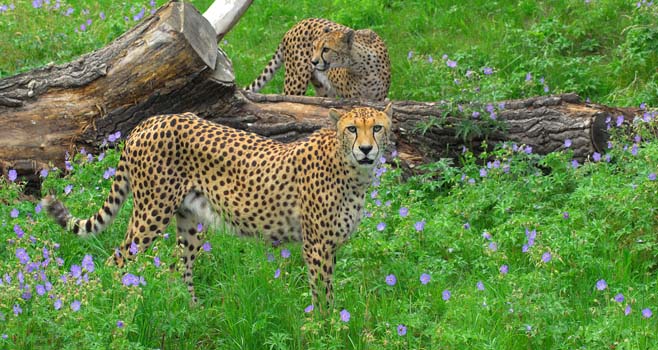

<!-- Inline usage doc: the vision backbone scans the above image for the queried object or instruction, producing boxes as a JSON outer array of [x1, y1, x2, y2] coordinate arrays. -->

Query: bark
[[208, 91, 639, 167], [0, 0, 641, 188]]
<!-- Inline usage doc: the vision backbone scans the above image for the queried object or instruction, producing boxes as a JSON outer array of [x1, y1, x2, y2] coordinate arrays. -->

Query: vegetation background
[[1, 0, 657, 349]]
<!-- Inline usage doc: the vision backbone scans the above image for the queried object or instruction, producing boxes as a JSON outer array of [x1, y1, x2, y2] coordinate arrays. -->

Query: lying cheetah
[[43, 106, 393, 307], [246, 18, 391, 101]]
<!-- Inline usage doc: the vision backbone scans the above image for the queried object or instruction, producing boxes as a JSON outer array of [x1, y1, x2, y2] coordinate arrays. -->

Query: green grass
[[2, 1, 658, 349], [2, 112, 658, 349]]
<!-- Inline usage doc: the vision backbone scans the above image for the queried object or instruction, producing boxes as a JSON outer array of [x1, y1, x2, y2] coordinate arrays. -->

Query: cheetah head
[[311, 28, 355, 72], [331, 104, 393, 168]]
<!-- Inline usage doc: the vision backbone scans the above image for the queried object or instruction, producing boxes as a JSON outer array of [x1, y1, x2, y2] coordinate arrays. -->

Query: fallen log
[[0, 0, 641, 189]]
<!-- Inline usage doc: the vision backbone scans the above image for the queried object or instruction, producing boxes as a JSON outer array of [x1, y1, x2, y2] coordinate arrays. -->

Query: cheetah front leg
[[174, 208, 203, 304], [302, 237, 338, 311]]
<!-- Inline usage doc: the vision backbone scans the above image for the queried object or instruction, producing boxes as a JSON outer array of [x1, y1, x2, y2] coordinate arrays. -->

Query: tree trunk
[[0, 0, 641, 188], [206, 91, 638, 167]]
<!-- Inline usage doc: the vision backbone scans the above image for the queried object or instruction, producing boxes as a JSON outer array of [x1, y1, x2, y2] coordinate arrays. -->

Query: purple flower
[[399, 207, 409, 217], [541, 252, 552, 263], [71, 300, 81, 312], [103, 167, 116, 180], [13, 304, 22, 316], [642, 308, 652, 318], [463, 222, 470, 230], [479, 168, 487, 177], [616, 115, 624, 127], [385, 274, 397, 286], [86, 19, 92, 26], [442, 289, 451, 301], [428, 55, 433, 63], [563, 212, 570, 220], [420, 273, 430, 285], [70, 264, 82, 278], [625, 305, 632, 316], [7, 169, 17, 182], [122, 273, 140, 287], [488, 242, 498, 251], [32, 0, 42, 8], [16, 248, 30, 265], [571, 159, 579, 169], [202, 242, 212, 252], [472, 111, 480, 119], [631, 144, 638, 156], [500, 264, 509, 275], [304, 304, 314, 313], [117, 320, 124, 328], [154, 256, 161, 267], [14, 224, 25, 238], [274, 268, 281, 279], [99, 11, 106, 20], [525, 72, 532, 81], [53, 299, 62, 310], [477, 281, 485, 291], [524, 145, 533, 154], [414, 220, 426, 232], [407, 51, 413, 60], [483, 67, 493, 75], [446, 59, 457, 68], [648, 173, 656, 181], [36, 284, 46, 296], [133, 7, 145, 21], [397, 324, 407, 336], [340, 309, 350, 322], [129, 242, 138, 255], [280, 249, 290, 259], [35, 203, 42, 214], [614, 293, 625, 303], [592, 152, 601, 162], [197, 223, 203, 232], [482, 231, 492, 240], [82, 254, 94, 273], [376, 222, 386, 231], [267, 253, 275, 262], [564, 139, 572, 148], [596, 279, 607, 291], [10, 208, 18, 218]]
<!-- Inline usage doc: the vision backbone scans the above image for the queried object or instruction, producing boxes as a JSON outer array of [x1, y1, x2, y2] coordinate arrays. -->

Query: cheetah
[[246, 18, 391, 101], [43, 105, 393, 307]]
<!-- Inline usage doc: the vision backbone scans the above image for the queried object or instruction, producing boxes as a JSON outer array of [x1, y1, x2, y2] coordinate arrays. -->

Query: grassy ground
[[1, 1, 658, 349]]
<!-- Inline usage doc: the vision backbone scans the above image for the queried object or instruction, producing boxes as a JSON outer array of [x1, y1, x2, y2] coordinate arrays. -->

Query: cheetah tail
[[245, 43, 284, 92], [41, 162, 131, 238]]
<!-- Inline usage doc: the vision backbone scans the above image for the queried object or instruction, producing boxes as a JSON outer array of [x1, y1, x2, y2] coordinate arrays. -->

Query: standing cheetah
[[246, 18, 391, 101], [43, 105, 393, 307]]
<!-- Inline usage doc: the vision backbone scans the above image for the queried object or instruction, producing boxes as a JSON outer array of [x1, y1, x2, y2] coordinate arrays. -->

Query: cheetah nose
[[359, 145, 373, 155], [311, 58, 319, 66]]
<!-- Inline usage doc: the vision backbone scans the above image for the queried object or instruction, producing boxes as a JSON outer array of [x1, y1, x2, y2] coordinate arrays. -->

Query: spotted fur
[[245, 18, 391, 101], [42, 106, 393, 306]]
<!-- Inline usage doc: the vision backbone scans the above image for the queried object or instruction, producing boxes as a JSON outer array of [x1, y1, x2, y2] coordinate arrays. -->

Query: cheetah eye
[[373, 125, 383, 132], [346, 126, 357, 133], [322, 47, 330, 54]]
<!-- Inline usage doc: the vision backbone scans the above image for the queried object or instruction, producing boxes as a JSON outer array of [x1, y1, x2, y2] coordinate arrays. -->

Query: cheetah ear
[[329, 108, 342, 124], [323, 26, 331, 33], [383, 103, 393, 121], [342, 29, 355, 47]]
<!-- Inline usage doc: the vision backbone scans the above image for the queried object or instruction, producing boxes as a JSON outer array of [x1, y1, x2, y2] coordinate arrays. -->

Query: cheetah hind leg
[[174, 206, 204, 304]]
